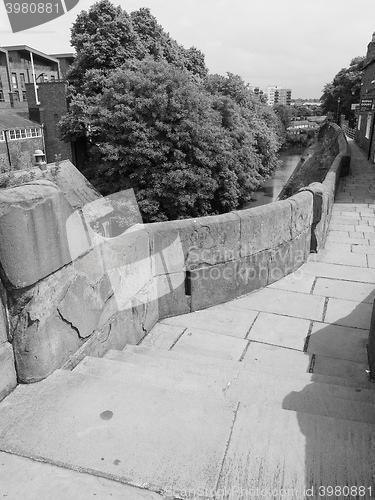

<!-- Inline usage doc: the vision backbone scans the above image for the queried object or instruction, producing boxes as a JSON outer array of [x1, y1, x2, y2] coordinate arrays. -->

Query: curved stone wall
[[0, 123, 350, 387]]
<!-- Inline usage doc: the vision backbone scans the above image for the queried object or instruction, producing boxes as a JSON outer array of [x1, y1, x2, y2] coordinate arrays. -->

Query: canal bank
[[243, 147, 306, 209]]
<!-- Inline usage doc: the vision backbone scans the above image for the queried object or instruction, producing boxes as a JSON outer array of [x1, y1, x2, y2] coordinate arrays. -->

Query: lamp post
[[336, 97, 341, 125]]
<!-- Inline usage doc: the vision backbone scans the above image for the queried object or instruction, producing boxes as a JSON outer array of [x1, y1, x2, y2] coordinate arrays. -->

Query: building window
[[50, 75, 55, 82], [0, 131, 4, 142], [20, 73, 26, 89], [8, 128, 42, 140], [43, 75, 49, 82], [22, 91, 27, 102], [11, 73, 18, 89], [365, 114, 372, 139], [0, 77, 4, 102]]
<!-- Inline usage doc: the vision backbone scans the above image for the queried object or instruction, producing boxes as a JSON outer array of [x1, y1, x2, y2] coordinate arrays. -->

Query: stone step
[[0, 367, 374, 496], [0, 369, 235, 499], [0, 451, 164, 500], [87, 354, 375, 425], [113, 348, 375, 408], [119, 343, 374, 390], [217, 403, 375, 495]]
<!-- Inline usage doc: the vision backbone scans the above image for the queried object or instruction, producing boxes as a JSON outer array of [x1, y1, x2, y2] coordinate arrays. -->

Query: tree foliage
[[60, 0, 282, 222], [320, 56, 364, 125]]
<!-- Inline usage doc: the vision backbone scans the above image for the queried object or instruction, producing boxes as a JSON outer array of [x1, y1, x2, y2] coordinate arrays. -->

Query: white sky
[[0, 0, 374, 98]]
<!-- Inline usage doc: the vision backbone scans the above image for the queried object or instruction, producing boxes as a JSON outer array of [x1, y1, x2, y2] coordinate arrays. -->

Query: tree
[[60, 0, 283, 221], [61, 59, 277, 220], [204, 73, 282, 179], [320, 56, 364, 125], [67, 0, 145, 90]]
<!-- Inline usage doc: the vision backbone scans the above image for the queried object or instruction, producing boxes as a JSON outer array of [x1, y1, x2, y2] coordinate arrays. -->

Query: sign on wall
[[360, 98, 374, 111]]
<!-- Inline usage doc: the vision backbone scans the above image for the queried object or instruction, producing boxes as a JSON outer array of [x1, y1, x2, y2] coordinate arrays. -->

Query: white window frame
[[8, 128, 42, 141]]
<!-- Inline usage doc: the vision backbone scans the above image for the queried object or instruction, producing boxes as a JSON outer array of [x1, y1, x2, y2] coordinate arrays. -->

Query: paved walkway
[[148, 139, 375, 388], [1, 138, 375, 500]]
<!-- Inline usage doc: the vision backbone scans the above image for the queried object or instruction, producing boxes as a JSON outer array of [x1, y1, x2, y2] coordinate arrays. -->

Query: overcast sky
[[0, 0, 374, 98]]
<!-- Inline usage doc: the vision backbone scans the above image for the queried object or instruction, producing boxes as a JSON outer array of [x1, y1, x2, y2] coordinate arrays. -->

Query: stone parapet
[[0, 125, 349, 385]]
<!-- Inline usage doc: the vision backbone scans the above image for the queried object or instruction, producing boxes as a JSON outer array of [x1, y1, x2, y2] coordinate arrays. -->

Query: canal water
[[243, 147, 306, 209]]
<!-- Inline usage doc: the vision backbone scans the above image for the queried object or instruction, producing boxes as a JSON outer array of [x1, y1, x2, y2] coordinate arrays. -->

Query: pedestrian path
[[0, 138, 374, 500]]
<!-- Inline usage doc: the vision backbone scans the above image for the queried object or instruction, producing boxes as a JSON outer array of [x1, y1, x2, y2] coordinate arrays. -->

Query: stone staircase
[[0, 322, 374, 500], [1, 138, 375, 499]]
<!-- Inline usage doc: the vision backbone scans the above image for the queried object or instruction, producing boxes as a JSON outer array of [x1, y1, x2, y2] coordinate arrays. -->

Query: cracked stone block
[[0, 180, 74, 289], [58, 275, 104, 339]]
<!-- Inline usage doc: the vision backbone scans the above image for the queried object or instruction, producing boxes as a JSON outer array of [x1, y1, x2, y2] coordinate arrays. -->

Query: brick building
[[0, 45, 75, 167], [0, 110, 44, 172], [26, 81, 73, 164], [49, 54, 74, 79], [355, 32, 375, 161], [0, 45, 62, 109]]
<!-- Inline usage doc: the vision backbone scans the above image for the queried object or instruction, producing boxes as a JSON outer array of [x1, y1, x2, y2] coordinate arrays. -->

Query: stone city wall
[[0, 125, 350, 393]]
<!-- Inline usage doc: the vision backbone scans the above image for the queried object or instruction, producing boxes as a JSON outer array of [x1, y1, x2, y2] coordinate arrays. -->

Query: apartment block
[[266, 86, 292, 106]]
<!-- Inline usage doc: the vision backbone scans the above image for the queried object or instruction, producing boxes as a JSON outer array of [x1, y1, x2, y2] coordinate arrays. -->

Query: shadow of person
[[282, 290, 375, 499]]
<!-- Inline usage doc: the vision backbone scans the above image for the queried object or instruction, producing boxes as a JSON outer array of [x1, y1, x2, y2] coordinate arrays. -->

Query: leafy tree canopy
[[61, 0, 282, 222], [320, 56, 365, 124]]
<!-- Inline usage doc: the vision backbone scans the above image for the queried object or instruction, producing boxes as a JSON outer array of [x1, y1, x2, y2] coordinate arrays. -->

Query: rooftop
[[0, 109, 40, 129], [1, 45, 59, 65]]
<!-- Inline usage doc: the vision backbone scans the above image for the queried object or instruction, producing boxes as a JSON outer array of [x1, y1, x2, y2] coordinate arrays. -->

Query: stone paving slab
[[247, 312, 310, 351], [348, 231, 367, 239], [227, 372, 375, 424], [217, 404, 375, 498], [330, 217, 360, 225], [267, 273, 315, 294], [312, 249, 367, 267], [313, 277, 375, 303], [0, 451, 163, 500], [223, 288, 325, 321], [327, 229, 356, 239], [352, 244, 375, 254], [308, 323, 368, 364], [161, 307, 258, 339], [140, 323, 185, 350], [243, 342, 312, 374], [329, 223, 357, 232], [172, 327, 248, 361], [355, 224, 375, 232], [0, 369, 235, 498], [313, 355, 369, 384], [324, 241, 351, 252], [302, 260, 375, 283], [324, 298, 373, 330]]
